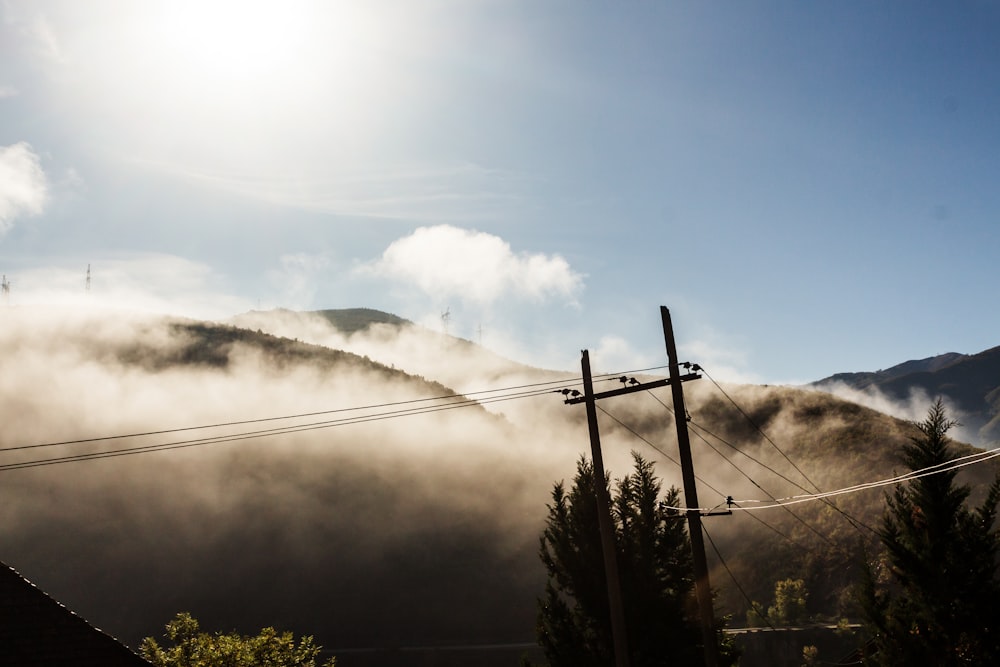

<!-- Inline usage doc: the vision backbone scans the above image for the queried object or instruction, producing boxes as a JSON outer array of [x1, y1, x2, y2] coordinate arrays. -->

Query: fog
[[0, 306, 633, 661], [812, 379, 981, 446], [1, 305, 972, 664]]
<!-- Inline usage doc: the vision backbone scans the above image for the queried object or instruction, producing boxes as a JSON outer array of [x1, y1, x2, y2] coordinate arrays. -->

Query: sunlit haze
[[2, 0, 999, 383]]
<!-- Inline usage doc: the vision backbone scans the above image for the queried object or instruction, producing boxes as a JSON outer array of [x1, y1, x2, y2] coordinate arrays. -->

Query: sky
[[1, 0, 998, 384]]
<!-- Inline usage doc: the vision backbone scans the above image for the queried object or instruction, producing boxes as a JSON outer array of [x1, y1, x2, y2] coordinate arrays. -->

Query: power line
[[594, 405, 727, 502], [735, 502, 825, 557], [0, 364, 675, 471], [2, 367, 666, 455], [644, 390, 841, 547], [700, 368, 823, 493], [657, 445, 1000, 513], [0, 386, 561, 472], [9, 356, 991, 515], [703, 523, 775, 631], [598, 399, 830, 556], [731, 446, 1000, 511], [699, 368, 873, 534]]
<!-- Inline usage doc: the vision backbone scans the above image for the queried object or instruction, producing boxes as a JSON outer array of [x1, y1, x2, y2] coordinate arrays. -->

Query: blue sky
[[1, 0, 998, 383]]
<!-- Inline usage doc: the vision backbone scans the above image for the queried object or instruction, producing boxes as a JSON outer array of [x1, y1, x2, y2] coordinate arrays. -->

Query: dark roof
[[0, 560, 149, 666]]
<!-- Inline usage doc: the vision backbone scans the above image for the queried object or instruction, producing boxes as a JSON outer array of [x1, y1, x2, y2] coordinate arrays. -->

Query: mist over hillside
[[3, 306, 997, 665], [811, 346, 1000, 447]]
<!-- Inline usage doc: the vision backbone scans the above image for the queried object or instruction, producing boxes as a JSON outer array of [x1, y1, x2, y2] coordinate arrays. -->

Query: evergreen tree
[[861, 400, 1000, 666], [535, 453, 737, 667]]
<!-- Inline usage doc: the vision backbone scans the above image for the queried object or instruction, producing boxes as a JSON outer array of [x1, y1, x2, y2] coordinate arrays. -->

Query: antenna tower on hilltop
[[1, 275, 10, 305], [441, 307, 451, 335]]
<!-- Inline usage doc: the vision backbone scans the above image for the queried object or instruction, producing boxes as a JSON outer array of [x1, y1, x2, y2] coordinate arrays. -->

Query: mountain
[[230, 307, 546, 389], [3, 306, 998, 666], [283, 307, 412, 335], [811, 346, 1000, 446]]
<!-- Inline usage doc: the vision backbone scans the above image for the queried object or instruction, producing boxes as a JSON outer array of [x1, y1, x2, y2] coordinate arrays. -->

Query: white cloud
[[0, 141, 49, 233], [362, 225, 584, 306], [0, 85, 18, 98]]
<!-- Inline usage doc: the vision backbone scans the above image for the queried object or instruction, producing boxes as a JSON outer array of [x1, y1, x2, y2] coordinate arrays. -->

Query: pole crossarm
[[564, 373, 701, 404]]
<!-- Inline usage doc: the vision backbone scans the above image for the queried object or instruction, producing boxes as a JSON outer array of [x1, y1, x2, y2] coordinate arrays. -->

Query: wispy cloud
[[361, 225, 584, 306], [138, 159, 526, 222], [1, 3, 64, 63], [0, 85, 18, 98], [0, 141, 48, 234]]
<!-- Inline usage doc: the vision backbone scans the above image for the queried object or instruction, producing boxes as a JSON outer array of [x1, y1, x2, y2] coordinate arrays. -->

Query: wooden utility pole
[[566, 308, 719, 667], [661, 306, 720, 667], [580, 350, 630, 667]]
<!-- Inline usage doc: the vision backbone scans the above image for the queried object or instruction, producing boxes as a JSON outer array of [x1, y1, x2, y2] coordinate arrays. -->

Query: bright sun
[[84, 0, 398, 168], [149, 0, 316, 85]]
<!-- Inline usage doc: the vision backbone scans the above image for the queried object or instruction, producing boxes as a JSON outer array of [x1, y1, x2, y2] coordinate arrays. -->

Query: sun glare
[[152, 0, 313, 82], [128, 0, 394, 115], [75, 0, 407, 172]]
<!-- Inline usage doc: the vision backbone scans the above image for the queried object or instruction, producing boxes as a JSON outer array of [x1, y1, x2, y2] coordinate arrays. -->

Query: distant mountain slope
[[307, 308, 412, 335], [812, 346, 1000, 445], [816, 352, 968, 388], [231, 307, 548, 390]]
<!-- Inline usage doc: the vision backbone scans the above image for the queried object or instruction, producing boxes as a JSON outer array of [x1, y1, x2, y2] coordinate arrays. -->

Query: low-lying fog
[[2, 306, 970, 663]]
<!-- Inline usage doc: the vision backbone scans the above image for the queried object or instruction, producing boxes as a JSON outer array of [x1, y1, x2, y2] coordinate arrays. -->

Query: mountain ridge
[[811, 345, 1000, 446]]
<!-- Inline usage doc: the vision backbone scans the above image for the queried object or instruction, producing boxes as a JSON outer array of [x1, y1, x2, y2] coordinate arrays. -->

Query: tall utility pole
[[580, 350, 630, 667], [566, 308, 722, 667], [661, 306, 720, 667]]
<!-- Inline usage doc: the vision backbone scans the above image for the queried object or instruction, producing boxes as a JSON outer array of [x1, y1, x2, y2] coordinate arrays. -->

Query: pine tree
[[535, 452, 737, 667], [861, 400, 1000, 666]]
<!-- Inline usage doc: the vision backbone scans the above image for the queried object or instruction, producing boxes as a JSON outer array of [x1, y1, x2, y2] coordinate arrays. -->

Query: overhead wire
[[0, 385, 562, 471], [593, 404, 727, 501], [644, 389, 840, 548], [0, 366, 665, 471], [731, 445, 1000, 511], [10, 357, 994, 518], [597, 395, 833, 559], [698, 367, 875, 534], [0, 373, 624, 454], [702, 523, 775, 630], [654, 444, 1000, 513], [700, 367, 822, 492]]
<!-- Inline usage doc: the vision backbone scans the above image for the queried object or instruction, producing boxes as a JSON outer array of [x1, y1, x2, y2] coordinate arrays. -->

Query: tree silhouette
[[861, 400, 1000, 665], [534, 453, 737, 667]]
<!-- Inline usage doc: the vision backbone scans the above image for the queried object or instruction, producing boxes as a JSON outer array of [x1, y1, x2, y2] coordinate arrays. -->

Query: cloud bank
[[364, 225, 584, 306], [0, 142, 48, 233]]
